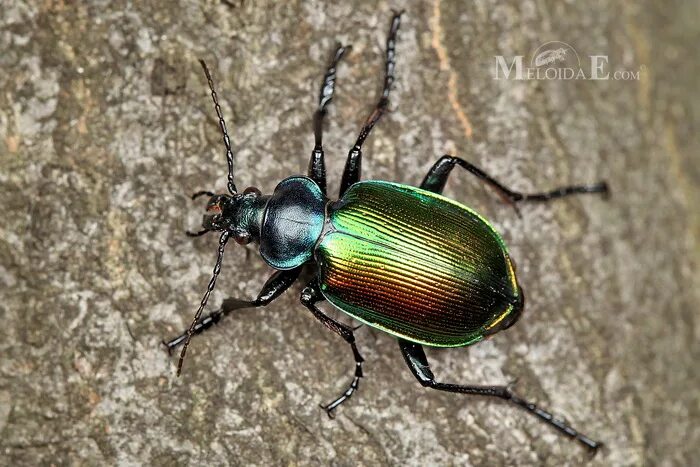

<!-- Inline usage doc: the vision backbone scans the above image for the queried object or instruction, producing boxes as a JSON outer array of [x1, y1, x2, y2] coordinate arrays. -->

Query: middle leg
[[300, 280, 365, 417], [339, 11, 403, 197]]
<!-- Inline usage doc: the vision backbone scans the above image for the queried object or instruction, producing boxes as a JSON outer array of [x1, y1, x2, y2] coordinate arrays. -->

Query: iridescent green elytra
[[315, 181, 521, 347]]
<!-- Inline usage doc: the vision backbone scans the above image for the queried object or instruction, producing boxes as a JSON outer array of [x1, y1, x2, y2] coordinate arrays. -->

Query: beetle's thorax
[[258, 176, 326, 270]]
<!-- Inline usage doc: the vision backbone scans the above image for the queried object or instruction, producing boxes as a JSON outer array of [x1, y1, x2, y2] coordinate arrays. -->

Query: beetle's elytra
[[164, 12, 608, 452], [318, 180, 522, 347]]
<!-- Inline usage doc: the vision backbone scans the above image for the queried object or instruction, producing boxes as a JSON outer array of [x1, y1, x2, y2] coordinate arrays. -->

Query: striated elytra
[[317, 180, 522, 347], [163, 11, 608, 453]]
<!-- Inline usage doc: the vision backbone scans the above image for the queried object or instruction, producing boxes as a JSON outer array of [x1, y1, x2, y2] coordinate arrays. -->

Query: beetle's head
[[177, 60, 281, 376], [197, 187, 264, 244], [201, 193, 236, 232]]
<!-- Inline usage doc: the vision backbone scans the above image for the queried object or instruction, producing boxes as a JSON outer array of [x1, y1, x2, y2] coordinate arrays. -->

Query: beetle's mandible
[[164, 12, 609, 452]]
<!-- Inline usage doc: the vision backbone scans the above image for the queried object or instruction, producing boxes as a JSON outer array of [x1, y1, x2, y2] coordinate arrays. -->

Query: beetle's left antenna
[[199, 60, 237, 194], [177, 231, 231, 376]]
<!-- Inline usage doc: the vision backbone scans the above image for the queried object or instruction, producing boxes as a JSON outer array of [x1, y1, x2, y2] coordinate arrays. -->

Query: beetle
[[164, 12, 608, 451]]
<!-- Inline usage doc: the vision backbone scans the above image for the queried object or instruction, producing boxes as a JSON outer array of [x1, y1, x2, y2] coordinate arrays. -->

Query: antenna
[[177, 231, 230, 375], [199, 60, 237, 194]]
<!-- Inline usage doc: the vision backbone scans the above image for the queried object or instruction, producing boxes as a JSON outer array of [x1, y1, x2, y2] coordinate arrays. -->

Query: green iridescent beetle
[[165, 12, 608, 452]]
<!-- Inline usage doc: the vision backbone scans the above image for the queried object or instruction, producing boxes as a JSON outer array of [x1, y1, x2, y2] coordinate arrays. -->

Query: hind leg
[[420, 155, 608, 214], [399, 338, 601, 451]]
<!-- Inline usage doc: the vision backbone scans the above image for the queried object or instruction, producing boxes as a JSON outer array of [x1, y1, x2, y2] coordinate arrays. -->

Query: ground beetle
[[164, 12, 608, 451]]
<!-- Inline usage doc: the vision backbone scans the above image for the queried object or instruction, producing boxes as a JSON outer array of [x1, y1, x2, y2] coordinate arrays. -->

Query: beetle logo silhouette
[[534, 48, 568, 66], [530, 41, 581, 69]]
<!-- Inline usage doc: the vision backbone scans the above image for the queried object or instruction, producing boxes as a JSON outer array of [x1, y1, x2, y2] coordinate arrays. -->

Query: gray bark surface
[[1, 1, 698, 466]]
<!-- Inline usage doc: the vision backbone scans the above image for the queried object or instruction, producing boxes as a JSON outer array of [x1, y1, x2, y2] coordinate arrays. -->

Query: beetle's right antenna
[[199, 60, 237, 195]]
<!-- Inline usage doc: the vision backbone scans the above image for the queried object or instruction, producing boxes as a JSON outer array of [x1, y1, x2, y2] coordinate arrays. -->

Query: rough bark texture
[[1, 1, 698, 466]]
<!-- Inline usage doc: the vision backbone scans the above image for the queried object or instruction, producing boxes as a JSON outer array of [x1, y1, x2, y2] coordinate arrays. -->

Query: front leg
[[163, 267, 302, 353], [300, 280, 364, 417], [308, 44, 350, 195]]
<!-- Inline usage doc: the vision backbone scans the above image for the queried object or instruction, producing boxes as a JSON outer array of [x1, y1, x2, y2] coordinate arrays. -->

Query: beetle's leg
[[300, 280, 364, 417], [339, 11, 403, 197], [162, 267, 302, 354], [308, 45, 350, 195], [190, 190, 215, 200], [398, 339, 602, 452], [185, 228, 209, 237], [420, 155, 608, 215]]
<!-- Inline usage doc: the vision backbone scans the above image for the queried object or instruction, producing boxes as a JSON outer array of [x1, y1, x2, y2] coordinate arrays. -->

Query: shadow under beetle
[[164, 12, 608, 452]]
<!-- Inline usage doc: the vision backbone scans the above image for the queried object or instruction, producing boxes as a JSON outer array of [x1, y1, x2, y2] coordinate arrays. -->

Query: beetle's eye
[[243, 186, 261, 196], [233, 231, 251, 245]]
